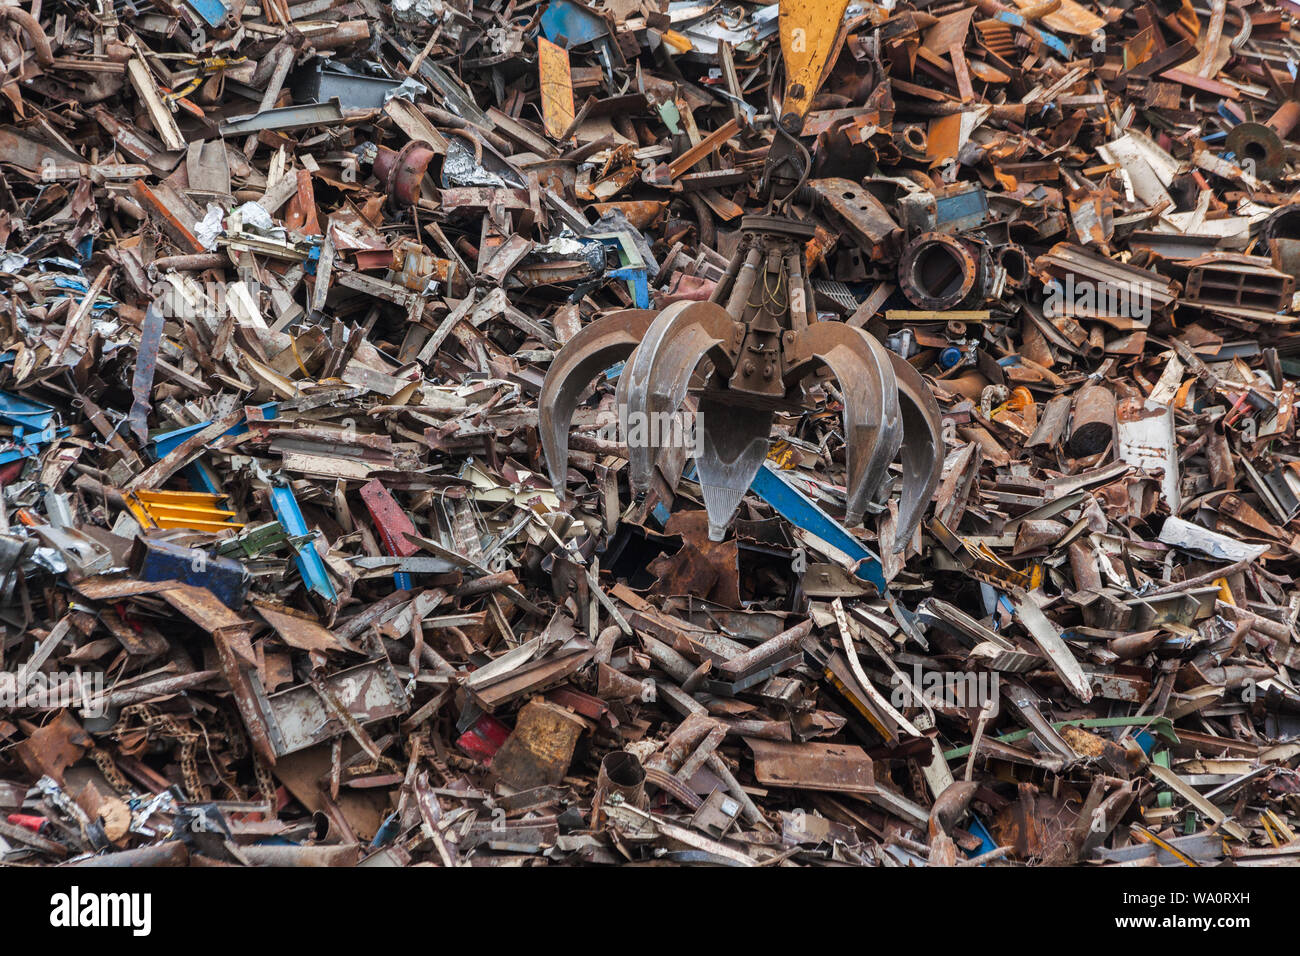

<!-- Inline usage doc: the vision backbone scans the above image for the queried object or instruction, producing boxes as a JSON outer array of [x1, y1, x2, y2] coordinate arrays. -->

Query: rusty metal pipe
[[0, 5, 53, 67], [107, 184, 150, 220], [718, 718, 791, 740], [974, 0, 1061, 18], [452, 570, 519, 598], [68, 841, 190, 866], [593, 750, 648, 824], [597, 662, 646, 699], [151, 252, 229, 273], [1218, 602, 1292, 641], [1267, 100, 1300, 138], [373, 141, 438, 208], [237, 843, 362, 866], [640, 634, 695, 684], [72, 472, 128, 511], [1067, 384, 1116, 458], [1086, 324, 1105, 359], [1109, 631, 1167, 660], [593, 624, 621, 665], [645, 712, 718, 774], [305, 20, 370, 50], [929, 780, 979, 841], [717, 618, 814, 677], [899, 232, 987, 310], [418, 104, 512, 156], [898, 100, 1026, 123], [723, 245, 763, 316]]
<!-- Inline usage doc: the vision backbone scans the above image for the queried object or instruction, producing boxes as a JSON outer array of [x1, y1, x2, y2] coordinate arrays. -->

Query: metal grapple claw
[[539, 309, 657, 495], [886, 350, 945, 552], [620, 300, 739, 496], [784, 321, 902, 525], [538, 213, 946, 573]]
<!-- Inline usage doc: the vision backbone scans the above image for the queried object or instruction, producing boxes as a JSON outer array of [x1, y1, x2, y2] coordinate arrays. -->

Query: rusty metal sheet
[[746, 738, 875, 794], [260, 658, 410, 758], [537, 37, 576, 140], [492, 698, 587, 789]]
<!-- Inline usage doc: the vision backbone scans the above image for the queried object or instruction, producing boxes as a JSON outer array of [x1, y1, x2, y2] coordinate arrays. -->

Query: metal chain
[[116, 704, 211, 802], [178, 737, 209, 803], [252, 750, 277, 815], [89, 747, 131, 794]]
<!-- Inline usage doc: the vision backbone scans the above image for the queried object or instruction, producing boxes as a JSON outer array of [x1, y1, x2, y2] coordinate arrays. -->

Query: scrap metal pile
[[1, 0, 1300, 868]]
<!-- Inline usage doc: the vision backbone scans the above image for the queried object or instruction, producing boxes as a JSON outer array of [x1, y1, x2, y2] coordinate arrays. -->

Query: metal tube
[[644, 712, 718, 774], [151, 253, 229, 272], [723, 246, 763, 317], [0, 6, 53, 66], [705, 752, 764, 826], [718, 618, 814, 677], [1067, 385, 1116, 458], [640, 634, 695, 684], [784, 250, 808, 330], [68, 841, 190, 867], [237, 843, 362, 866], [593, 750, 648, 824], [1267, 100, 1300, 138]]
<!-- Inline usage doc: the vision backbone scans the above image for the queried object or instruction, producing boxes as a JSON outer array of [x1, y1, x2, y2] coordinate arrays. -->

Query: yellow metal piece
[[1263, 808, 1295, 845], [1131, 824, 1199, 866], [184, 55, 248, 73], [767, 440, 796, 469], [1261, 813, 1280, 847], [661, 30, 693, 53], [1171, 0, 1200, 39], [931, 517, 1041, 589], [1213, 577, 1235, 606], [163, 75, 204, 103], [777, 0, 852, 131], [127, 490, 244, 533], [537, 37, 575, 140], [823, 668, 893, 739], [992, 386, 1034, 419]]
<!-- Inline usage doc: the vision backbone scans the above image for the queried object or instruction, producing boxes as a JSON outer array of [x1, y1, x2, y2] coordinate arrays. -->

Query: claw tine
[[858, 334, 904, 514], [622, 301, 739, 495], [538, 310, 657, 496], [619, 302, 689, 493], [886, 351, 945, 552], [784, 322, 899, 525], [695, 396, 773, 540]]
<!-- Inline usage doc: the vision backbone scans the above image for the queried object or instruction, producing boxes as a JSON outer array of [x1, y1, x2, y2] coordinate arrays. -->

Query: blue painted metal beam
[[269, 480, 337, 604], [0, 390, 61, 465], [151, 403, 279, 494], [749, 462, 886, 593], [994, 10, 1071, 58]]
